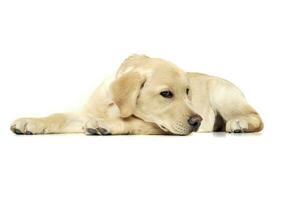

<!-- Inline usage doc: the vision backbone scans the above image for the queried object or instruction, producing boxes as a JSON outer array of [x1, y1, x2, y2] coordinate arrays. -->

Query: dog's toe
[[86, 128, 99, 135], [97, 128, 112, 135], [11, 126, 23, 135], [25, 131, 33, 135], [84, 118, 112, 136], [11, 118, 47, 135], [226, 119, 248, 133], [233, 129, 243, 133]]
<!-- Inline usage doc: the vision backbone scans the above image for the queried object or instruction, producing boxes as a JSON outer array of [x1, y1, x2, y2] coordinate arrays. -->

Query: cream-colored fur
[[11, 55, 263, 135]]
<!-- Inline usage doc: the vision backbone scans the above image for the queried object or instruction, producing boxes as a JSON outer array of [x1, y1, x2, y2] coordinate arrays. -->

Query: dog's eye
[[186, 88, 190, 95], [160, 91, 173, 98]]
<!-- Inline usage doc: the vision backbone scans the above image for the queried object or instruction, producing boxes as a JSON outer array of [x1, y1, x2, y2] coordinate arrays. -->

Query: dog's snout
[[188, 115, 202, 131]]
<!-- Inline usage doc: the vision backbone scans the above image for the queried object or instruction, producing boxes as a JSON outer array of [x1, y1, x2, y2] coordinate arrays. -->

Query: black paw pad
[[233, 129, 243, 133], [97, 128, 112, 135], [11, 126, 23, 135], [86, 128, 99, 135], [25, 131, 33, 135]]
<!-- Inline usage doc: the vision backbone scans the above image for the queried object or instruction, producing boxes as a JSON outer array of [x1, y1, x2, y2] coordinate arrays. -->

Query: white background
[[0, 0, 300, 199]]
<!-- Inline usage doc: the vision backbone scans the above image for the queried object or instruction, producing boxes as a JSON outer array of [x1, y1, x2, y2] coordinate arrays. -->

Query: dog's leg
[[210, 79, 263, 133], [223, 110, 263, 133], [11, 113, 164, 135], [10, 113, 95, 135], [84, 117, 165, 135]]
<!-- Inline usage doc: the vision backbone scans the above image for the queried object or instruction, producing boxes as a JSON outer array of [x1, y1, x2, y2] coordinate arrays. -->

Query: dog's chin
[[173, 131, 192, 136], [158, 124, 192, 136]]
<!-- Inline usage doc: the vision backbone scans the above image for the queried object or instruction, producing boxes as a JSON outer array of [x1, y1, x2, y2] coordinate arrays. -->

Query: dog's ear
[[110, 72, 146, 118], [116, 54, 149, 77]]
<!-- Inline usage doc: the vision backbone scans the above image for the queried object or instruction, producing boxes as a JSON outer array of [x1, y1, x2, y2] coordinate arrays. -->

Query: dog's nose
[[188, 115, 202, 131]]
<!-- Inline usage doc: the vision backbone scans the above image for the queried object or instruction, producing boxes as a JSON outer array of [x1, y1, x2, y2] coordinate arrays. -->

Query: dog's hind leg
[[209, 79, 264, 133]]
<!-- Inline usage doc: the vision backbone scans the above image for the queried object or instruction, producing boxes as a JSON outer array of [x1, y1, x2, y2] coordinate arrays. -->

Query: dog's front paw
[[11, 118, 48, 135], [84, 118, 112, 136], [226, 119, 248, 133]]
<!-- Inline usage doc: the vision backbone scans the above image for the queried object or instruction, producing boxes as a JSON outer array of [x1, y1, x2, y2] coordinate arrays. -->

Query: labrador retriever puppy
[[11, 54, 263, 135]]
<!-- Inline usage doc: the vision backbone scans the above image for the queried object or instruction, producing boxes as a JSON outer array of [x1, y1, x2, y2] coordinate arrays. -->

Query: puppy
[[11, 54, 263, 135]]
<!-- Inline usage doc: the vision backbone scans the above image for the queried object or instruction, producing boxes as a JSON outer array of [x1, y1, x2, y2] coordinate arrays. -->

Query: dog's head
[[110, 54, 202, 135]]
